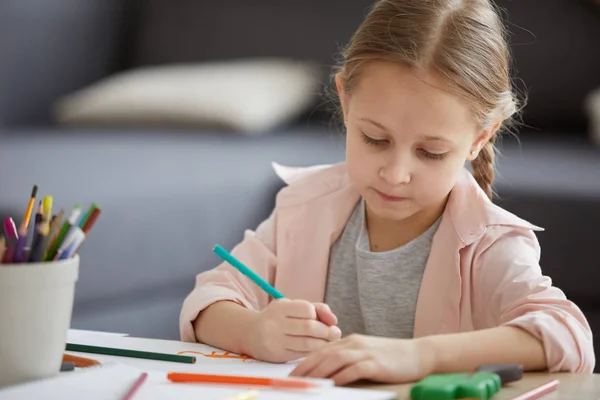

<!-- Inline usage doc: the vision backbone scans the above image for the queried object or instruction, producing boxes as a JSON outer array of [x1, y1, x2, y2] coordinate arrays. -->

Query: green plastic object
[[410, 372, 502, 400]]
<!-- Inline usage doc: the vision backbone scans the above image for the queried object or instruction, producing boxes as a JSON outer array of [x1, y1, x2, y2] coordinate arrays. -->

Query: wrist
[[416, 335, 442, 376], [240, 309, 261, 357]]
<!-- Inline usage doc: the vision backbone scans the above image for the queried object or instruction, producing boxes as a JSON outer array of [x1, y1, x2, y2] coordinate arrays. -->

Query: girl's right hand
[[246, 299, 342, 363]]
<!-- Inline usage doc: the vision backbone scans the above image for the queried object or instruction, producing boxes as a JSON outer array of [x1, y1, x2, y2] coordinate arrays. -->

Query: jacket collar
[[274, 162, 543, 242]]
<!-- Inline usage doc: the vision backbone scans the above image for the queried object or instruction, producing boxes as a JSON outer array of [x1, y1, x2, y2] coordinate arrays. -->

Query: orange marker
[[167, 372, 316, 390]]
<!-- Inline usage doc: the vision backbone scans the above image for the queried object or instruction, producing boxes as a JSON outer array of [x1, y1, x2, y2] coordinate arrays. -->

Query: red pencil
[[123, 372, 148, 400], [81, 207, 101, 235], [510, 379, 559, 400]]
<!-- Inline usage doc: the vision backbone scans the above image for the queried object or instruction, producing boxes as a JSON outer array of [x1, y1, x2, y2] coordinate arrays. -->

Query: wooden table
[[354, 373, 600, 399]]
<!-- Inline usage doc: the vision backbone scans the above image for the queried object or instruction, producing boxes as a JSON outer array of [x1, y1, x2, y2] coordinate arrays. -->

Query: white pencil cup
[[0, 255, 79, 388]]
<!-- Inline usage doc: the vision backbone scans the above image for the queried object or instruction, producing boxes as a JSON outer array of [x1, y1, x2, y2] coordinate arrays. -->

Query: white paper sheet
[[1, 363, 398, 400], [66, 334, 304, 377]]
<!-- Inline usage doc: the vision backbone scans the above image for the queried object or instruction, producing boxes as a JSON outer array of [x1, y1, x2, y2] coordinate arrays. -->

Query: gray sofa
[[1, 0, 599, 369]]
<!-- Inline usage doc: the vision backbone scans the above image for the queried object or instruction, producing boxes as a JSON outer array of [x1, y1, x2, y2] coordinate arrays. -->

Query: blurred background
[[0, 0, 599, 367]]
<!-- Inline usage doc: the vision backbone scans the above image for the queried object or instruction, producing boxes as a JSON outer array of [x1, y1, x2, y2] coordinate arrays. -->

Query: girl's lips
[[374, 189, 407, 202]]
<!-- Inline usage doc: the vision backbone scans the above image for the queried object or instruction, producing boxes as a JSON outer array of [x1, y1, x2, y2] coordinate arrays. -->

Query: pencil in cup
[[45, 204, 82, 261], [0, 235, 6, 263], [2, 217, 18, 263], [78, 203, 98, 229], [65, 343, 196, 364], [29, 197, 52, 263], [22, 185, 38, 231], [28, 201, 43, 258], [213, 244, 285, 299], [57, 229, 85, 260], [14, 186, 37, 261]]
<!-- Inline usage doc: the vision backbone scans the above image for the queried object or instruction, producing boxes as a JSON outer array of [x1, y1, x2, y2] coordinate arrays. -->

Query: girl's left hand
[[289, 334, 435, 386]]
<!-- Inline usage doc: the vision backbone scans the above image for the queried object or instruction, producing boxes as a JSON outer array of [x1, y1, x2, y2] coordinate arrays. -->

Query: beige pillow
[[53, 59, 323, 134]]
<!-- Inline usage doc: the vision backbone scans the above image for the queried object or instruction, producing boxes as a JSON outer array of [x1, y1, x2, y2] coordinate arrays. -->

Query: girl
[[180, 0, 595, 385]]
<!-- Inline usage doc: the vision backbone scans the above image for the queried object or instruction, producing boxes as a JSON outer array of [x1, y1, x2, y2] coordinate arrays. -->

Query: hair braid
[[470, 135, 497, 199]]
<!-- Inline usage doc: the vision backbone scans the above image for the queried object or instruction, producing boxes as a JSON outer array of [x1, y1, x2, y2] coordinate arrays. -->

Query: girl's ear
[[335, 73, 349, 123], [467, 121, 502, 160]]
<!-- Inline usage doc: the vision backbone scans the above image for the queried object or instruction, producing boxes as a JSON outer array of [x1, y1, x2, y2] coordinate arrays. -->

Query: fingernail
[[330, 326, 342, 339]]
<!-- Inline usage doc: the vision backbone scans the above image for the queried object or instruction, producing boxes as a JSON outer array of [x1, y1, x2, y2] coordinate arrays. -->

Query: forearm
[[193, 300, 257, 355], [421, 326, 547, 373]]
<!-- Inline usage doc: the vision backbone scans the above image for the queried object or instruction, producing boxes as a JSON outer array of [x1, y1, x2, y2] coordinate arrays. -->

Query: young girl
[[180, 0, 595, 385]]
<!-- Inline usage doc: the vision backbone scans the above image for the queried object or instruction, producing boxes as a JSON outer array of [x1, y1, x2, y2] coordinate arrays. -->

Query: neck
[[365, 197, 447, 252]]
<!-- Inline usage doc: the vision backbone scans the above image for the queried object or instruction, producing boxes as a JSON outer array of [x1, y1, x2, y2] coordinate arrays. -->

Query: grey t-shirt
[[324, 199, 441, 338]]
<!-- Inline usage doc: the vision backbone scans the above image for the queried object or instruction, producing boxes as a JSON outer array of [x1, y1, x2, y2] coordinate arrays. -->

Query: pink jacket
[[180, 163, 595, 373]]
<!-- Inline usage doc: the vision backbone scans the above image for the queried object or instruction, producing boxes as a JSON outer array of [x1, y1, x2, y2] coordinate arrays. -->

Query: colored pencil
[[3, 217, 18, 263], [68, 207, 102, 255], [81, 207, 101, 235], [49, 210, 64, 241], [63, 353, 101, 368], [78, 203, 98, 229], [44, 210, 64, 258], [42, 196, 53, 221], [510, 379, 559, 400], [167, 372, 316, 389], [30, 201, 42, 253], [45, 204, 82, 261], [123, 372, 148, 400], [23, 185, 38, 230], [29, 213, 50, 263], [213, 244, 285, 299], [65, 343, 196, 364], [13, 185, 39, 262], [3, 217, 18, 241], [0, 235, 6, 264], [13, 222, 29, 263], [29, 197, 52, 262]]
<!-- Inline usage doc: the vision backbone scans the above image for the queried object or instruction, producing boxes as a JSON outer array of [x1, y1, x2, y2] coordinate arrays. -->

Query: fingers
[[330, 360, 377, 386], [279, 299, 317, 320], [282, 318, 341, 341], [283, 336, 330, 353], [276, 349, 310, 363], [314, 303, 338, 327], [292, 349, 365, 379]]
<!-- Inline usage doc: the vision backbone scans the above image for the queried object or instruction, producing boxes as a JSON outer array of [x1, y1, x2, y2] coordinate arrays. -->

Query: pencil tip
[[31, 185, 38, 198]]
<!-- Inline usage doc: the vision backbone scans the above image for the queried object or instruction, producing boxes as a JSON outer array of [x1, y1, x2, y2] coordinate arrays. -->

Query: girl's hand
[[289, 334, 435, 385], [246, 299, 342, 363]]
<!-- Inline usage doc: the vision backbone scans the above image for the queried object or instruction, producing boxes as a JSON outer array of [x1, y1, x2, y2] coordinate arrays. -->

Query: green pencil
[[45, 204, 82, 261], [66, 343, 196, 364]]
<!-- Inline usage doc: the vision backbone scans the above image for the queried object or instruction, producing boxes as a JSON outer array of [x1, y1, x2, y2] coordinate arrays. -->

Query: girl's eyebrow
[[359, 117, 452, 143], [421, 135, 453, 143], [358, 117, 388, 132]]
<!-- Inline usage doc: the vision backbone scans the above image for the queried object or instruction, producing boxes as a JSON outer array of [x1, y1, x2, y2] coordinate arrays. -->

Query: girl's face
[[340, 61, 490, 222]]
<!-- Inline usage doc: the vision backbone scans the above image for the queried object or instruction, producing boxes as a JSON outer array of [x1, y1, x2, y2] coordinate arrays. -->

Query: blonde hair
[[336, 0, 519, 199]]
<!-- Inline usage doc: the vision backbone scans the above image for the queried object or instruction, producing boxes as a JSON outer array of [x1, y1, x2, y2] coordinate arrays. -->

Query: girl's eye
[[419, 148, 448, 160], [362, 133, 387, 146]]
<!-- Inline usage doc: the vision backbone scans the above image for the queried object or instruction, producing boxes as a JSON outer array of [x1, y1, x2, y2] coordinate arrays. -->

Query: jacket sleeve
[[472, 226, 595, 373], [179, 211, 277, 343]]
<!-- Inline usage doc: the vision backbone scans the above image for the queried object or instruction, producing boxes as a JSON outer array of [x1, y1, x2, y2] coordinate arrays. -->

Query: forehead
[[348, 61, 478, 140]]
